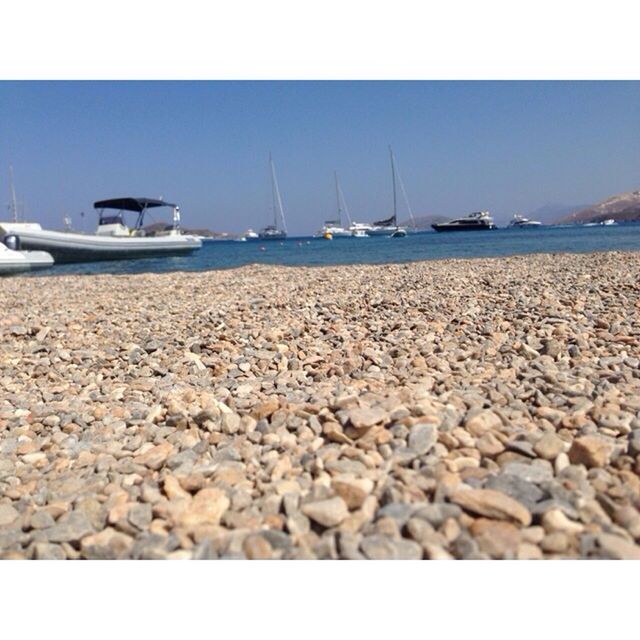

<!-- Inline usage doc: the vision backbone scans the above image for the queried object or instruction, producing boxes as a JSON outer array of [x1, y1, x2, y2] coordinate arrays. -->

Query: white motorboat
[[508, 213, 542, 228], [0, 198, 202, 264], [601, 218, 617, 226], [244, 228, 259, 240], [258, 154, 288, 240], [0, 235, 53, 274]]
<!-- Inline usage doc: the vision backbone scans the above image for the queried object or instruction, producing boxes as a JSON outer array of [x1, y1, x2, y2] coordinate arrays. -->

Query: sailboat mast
[[389, 146, 397, 225], [334, 171, 342, 225], [9, 164, 18, 223], [269, 154, 287, 233], [269, 153, 278, 228], [337, 179, 353, 226]]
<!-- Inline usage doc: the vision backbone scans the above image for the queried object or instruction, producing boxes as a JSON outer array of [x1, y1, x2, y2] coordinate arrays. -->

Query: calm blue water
[[27, 223, 640, 277]]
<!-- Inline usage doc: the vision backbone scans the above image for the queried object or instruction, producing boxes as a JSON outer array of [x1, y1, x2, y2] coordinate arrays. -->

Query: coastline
[[1, 250, 640, 559]]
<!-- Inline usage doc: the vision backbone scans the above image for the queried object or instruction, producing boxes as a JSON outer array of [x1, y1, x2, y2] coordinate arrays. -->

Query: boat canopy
[[93, 197, 179, 231], [93, 198, 177, 212]]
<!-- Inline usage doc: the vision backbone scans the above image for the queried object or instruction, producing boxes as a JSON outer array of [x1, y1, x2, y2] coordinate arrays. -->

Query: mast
[[396, 162, 417, 231], [334, 171, 342, 226], [389, 146, 397, 225], [336, 175, 353, 226], [269, 153, 287, 233], [9, 164, 18, 223]]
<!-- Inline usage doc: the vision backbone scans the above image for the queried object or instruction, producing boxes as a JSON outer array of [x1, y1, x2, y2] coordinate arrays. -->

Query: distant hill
[[143, 222, 236, 238], [556, 189, 640, 224], [400, 214, 449, 230], [526, 203, 592, 224]]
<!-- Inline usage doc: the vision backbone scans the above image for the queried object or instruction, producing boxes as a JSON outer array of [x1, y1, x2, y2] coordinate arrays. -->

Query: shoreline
[[14, 246, 640, 281], [1, 250, 640, 559]]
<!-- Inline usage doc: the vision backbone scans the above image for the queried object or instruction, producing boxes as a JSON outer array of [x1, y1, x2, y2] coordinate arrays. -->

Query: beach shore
[[1, 250, 640, 559]]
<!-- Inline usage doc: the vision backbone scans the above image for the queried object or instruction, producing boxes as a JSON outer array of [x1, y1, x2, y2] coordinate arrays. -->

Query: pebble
[[302, 497, 349, 528], [568, 436, 613, 468], [450, 487, 532, 526]]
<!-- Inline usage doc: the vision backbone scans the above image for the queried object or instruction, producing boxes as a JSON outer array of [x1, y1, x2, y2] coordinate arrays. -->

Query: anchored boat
[[258, 155, 288, 240], [432, 211, 497, 232], [508, 213, 542, 228], [367, 147, 410, 237], [0, 197, 202, 264]]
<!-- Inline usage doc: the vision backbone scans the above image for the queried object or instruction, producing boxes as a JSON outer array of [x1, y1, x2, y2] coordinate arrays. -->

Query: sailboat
[[315, 172, 358, 238], [258, 154, 288, 240], [366, 147, 410, 237]]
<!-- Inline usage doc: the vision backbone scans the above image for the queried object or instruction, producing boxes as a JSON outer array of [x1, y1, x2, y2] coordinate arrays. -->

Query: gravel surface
[[1, 251, 640, 559]]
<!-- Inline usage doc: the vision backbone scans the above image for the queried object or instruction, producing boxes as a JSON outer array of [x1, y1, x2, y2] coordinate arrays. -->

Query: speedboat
[[244, 228, 259, 240], [0, 197, 202, 263], [0, 234, 53, 274], [508, 213, 542, 228], [432, 211, 497, 232]]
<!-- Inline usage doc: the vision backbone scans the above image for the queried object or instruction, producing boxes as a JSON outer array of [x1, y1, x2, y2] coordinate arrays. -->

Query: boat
[[244, 228, 259, 240], [366, 147, 408, 237], [351, 225, 369, 238], [508, 213, 542, 228], [258, 154, 288, 240], [0, 197, 202, 263], [0, 234, 53, 274], [601, 218, 617, 226], [431, 210, 497, 232], [315, 172, 355, 238]]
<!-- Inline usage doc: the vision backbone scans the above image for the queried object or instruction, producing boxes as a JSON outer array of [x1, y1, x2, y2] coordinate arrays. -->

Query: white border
[[2, 1, 640, 79]]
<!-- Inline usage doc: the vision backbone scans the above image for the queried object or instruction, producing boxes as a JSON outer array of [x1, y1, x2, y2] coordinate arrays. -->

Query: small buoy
[[306, 241, 311, 245], [260, 246, 266, 252], [297, 241, 302, 247], [323, 231, 333, 240]]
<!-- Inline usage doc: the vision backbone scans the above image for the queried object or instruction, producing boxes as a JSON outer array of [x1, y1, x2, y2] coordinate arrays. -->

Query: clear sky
[[1, 81, 639, 234]]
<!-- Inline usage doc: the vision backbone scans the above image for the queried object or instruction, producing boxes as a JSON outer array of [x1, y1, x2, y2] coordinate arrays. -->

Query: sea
[[26, 223, 640, 277]]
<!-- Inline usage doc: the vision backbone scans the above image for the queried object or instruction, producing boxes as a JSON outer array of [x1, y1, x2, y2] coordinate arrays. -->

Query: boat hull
[[2, 227, 202, 264], [0, 248, 54, 274], [431, 223, 496, 232]]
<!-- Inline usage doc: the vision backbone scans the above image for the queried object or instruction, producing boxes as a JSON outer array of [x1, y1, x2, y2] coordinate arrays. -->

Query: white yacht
[[601, 218, 617, 226], [243, 228, 259, 240], [0, 197, 202, 263], [508, 213, 542, 228], [432, 211, 497, 232], [0, 235, 53, 274]]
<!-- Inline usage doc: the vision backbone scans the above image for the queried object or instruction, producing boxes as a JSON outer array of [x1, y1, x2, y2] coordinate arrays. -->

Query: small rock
[[133, 443, 174, 470], [81, 528, 135, 559], [408, 423, 438, 455], [533, 433, 565, 460], [449, 487, 531, 526], [596, 533, 640, 560], [0, 504, 19, 527], [568, 436, 613, 468], [243, 534, 274, 559], [302, 497, 349, 528]]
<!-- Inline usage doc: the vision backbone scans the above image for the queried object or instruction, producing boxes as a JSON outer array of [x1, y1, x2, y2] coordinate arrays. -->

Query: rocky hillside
[[557, 189, 640, 224]]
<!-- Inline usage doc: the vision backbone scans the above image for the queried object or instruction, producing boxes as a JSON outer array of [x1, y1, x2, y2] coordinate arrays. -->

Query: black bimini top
[[93, 197, 176, 212]]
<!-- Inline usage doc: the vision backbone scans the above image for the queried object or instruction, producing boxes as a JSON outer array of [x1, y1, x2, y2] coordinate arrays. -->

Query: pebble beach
[[1, 250, 640, 560]]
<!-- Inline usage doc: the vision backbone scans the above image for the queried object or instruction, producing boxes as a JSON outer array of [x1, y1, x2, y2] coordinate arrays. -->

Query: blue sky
[[1, 81, 639, 233]]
